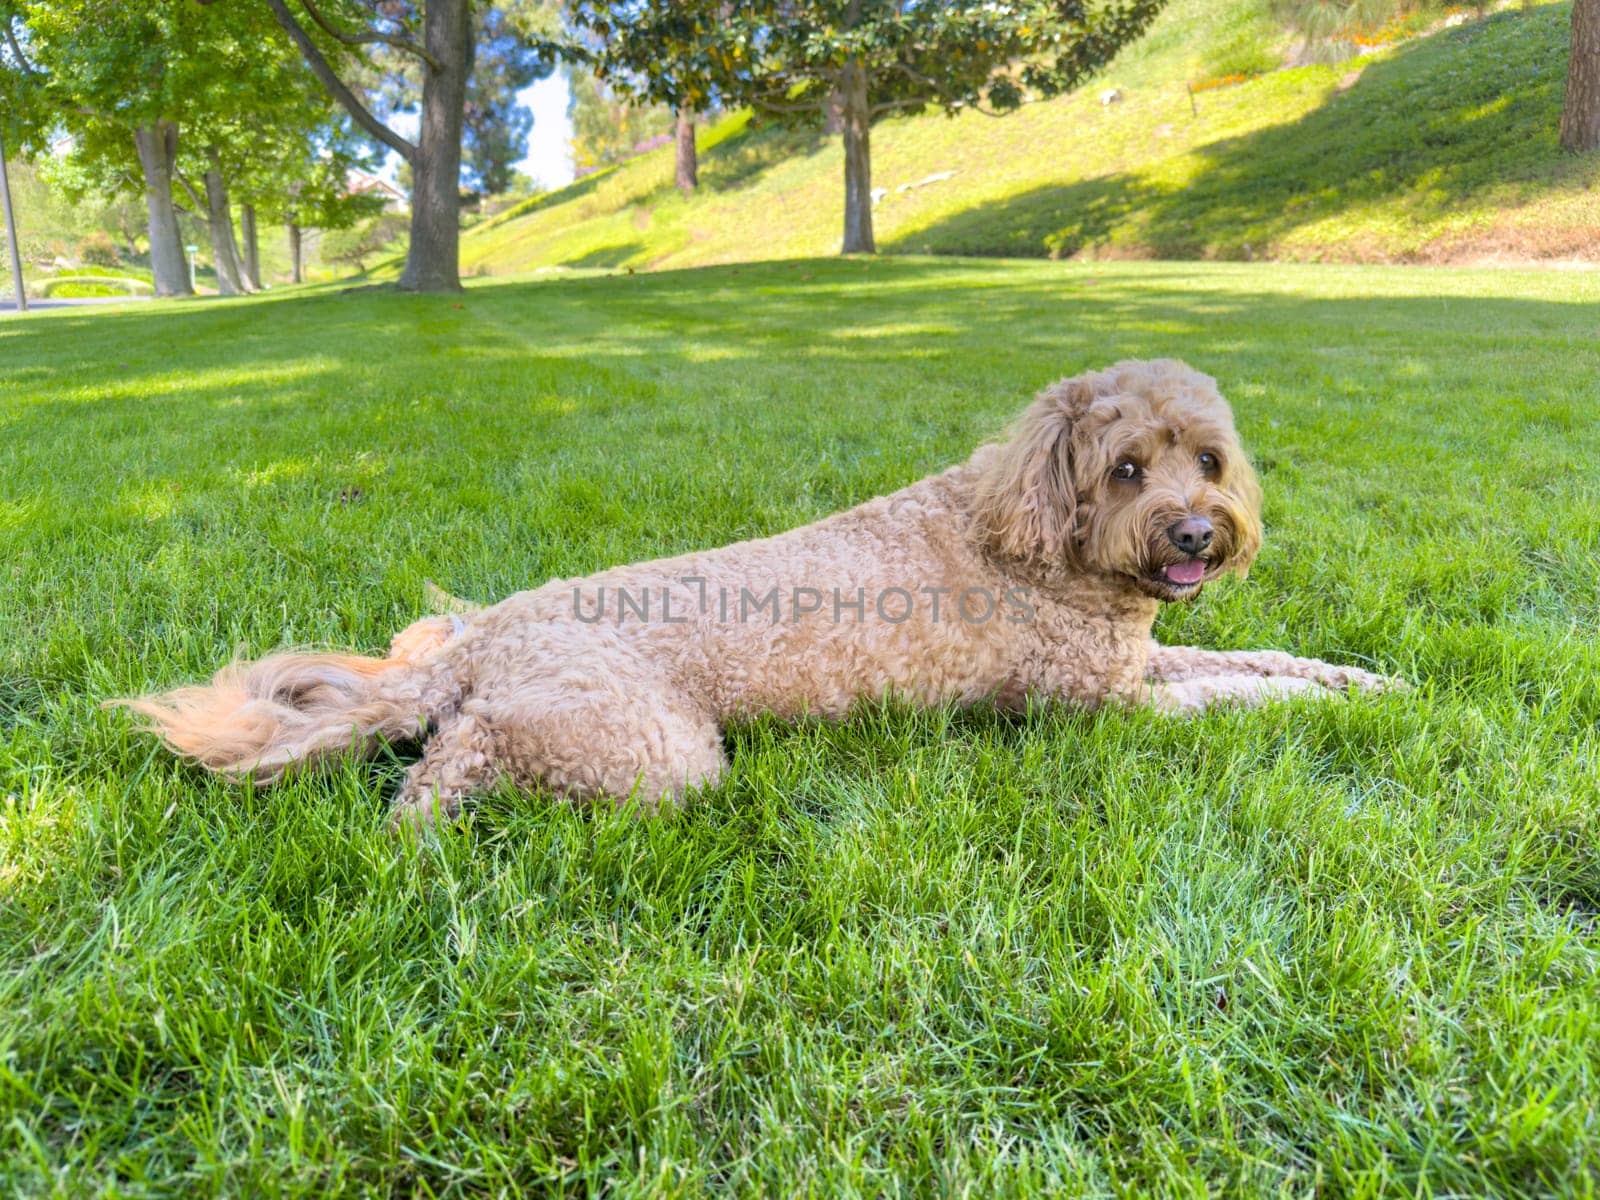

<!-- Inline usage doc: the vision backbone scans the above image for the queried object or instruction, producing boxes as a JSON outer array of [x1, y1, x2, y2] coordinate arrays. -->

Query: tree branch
[[6, 14, 122, 121], [300, 0, 441, 72], [3, 17, 40, 76], [264, 0, 418, 164], [884, 60, 943, 95], [868, 97, 933, 117], [173, 168, 203, 212], [750, 93, 831, 116]]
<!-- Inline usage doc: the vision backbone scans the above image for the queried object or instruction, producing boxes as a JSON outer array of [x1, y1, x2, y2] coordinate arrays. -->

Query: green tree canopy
[[2, 0, 235, 293], [571, 0, 1168, 251]]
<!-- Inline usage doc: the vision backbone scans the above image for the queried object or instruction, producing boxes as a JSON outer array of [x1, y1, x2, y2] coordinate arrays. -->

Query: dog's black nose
[[1167, 515, 1214, 556]]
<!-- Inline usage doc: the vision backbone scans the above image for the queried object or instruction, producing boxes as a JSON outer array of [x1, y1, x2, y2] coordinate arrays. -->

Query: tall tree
[[227, 67, 383, 287], [169, 6, 329, 296], [3, 1, 217, 295], [240, 200, 261, 289], [255, 128, 385, 284], [5, 0, 323, 297], [265, 0, 557, 290], [264, 0, 472, 291], [192, 146, 254, 294], [1563, 0, 1600, 152], [674, 106, 697, 193], [573, 0, 1168, 253]]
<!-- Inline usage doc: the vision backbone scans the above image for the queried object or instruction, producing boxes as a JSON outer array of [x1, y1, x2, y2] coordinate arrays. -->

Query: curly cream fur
[[117, 360, 1397, 828]]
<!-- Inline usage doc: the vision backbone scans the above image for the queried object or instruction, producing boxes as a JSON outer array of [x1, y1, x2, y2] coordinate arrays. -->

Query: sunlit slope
[[461, 0, 1596, 272]]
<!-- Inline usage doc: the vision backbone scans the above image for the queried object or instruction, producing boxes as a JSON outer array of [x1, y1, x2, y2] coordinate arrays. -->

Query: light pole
[[186, 243, 198, 293], [0, 130, 27, 314]]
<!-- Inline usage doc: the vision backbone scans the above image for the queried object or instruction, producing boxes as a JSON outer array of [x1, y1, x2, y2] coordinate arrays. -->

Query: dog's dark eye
[[1198, 452, 1220, 475], [1112, 462, 1140, 482]]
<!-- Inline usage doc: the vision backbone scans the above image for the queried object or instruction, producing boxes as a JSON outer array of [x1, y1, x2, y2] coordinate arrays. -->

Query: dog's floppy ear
[[1223, 456, 1264, 579], [971, 376, 1093, 563]]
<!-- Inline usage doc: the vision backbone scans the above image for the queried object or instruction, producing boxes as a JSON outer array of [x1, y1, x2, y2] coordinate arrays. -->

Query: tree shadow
[[9, 257, 1597, 469], [887, 5, 1592, 260], [561, 242, 648, 268], [699, 120, 831, 196]]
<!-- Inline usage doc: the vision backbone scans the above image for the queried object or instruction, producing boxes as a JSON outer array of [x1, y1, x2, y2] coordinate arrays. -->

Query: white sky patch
[[517, 72, 574, 190]]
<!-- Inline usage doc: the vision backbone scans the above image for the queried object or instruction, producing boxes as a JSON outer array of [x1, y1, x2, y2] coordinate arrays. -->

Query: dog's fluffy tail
[[112, 615, 463, 784]]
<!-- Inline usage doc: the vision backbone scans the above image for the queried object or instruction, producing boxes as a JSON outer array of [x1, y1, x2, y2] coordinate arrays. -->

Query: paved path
[[0, 294, 151, 314]]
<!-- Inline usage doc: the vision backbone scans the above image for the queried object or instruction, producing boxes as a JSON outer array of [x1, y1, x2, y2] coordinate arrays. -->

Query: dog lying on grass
[[120, 359, 1397, 828]]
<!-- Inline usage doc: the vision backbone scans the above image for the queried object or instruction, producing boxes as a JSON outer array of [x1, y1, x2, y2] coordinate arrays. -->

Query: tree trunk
[[0, 130, 26, 312], [674, 108, 698, 194], [399, 0, 469, 292], [839, 60, 875, 254], [287, 221, 303, 284], [823, 86, 845, 135], [133, 121, 193, 297], [202, 150, 251, 296], [240, 202, 261, 290], [1562, 0, 1600, 151]]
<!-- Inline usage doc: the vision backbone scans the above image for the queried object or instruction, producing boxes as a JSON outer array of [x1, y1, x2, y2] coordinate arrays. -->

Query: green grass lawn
[[3, 259, 1599, 1195], [455, 0, 1597, 277]]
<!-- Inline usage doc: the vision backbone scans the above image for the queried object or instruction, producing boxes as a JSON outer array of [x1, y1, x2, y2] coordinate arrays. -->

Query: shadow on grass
[[8, 256, 1598, 415], [7, 257, 1597, 535], [561, 242, 649, 268], [699, 121, 831, 195], [886, 5, 1591, 260]]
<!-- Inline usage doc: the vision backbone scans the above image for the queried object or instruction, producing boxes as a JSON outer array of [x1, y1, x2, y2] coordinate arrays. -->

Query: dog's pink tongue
[[1164, 560, 1206, 585]]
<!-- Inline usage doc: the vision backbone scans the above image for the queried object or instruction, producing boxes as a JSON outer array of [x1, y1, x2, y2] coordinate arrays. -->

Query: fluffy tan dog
[[121, 359, 1395, 827]]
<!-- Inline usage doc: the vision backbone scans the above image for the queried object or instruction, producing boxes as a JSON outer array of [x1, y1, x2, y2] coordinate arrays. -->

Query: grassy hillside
[[461, 0, 1597, 274], [4, 260, 1600, 1192]]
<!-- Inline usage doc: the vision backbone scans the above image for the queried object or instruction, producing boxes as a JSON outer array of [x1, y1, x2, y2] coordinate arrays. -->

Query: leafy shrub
[[76, 230, 121, 268], [37, 274, 153, 299], [51, 282, 127, 299]]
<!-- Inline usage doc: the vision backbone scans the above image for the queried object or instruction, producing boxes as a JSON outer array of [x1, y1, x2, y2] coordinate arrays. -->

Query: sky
[[515, 72, 576, 191]]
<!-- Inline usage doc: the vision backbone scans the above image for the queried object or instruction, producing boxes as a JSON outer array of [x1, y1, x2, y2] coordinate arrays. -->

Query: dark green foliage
[[572, 0, 1171, 120], [567, 1, 1171, 251]]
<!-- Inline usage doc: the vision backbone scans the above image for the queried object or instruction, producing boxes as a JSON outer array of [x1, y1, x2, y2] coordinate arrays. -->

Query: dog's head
[[971, 359, 1262, 601]]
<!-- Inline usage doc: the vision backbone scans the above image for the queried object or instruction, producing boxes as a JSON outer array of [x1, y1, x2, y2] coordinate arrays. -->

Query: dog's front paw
[[1146, 673, 1325, 714], [1312, 663, 1408, 695]]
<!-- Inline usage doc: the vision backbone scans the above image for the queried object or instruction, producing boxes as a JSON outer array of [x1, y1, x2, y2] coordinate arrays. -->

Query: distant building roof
[[345, 169, 408, 208]]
